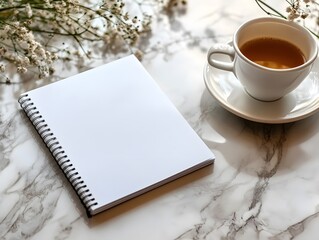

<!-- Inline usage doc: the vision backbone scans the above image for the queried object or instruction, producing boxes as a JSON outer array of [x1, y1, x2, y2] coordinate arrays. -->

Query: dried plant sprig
[[255, 0, 319, 38], [0, 0, 157, 82]]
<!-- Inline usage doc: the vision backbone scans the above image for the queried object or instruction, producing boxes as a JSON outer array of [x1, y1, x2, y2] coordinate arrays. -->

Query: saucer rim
[[203, 63, 319, 124]]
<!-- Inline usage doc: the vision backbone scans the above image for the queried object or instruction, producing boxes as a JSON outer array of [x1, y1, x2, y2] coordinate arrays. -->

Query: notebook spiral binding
[[18, 94, 98, 213]]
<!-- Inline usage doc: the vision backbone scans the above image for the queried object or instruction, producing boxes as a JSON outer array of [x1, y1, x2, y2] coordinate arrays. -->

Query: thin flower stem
[[306, 26, 319, 39], [285, 0, 293, 7], [255, 0, 287, 19]]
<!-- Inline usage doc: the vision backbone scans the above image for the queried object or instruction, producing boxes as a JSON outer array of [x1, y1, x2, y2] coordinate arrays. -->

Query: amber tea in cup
[[239, 38, 306, 69]]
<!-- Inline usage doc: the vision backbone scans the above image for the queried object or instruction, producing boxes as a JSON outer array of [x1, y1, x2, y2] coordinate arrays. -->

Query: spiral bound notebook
[[18, 55, 214, 216]]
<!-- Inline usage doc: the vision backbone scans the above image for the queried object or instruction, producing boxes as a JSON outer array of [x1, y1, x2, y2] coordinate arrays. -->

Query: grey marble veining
[[1, 0, 319, 239]]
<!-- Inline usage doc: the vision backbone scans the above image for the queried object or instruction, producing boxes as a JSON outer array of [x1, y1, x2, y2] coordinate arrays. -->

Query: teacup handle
[[207, 43, 235, 72]]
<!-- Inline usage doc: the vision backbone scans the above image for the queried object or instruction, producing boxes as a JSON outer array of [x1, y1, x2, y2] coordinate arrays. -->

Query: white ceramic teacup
[[207, 17, 318, 101]]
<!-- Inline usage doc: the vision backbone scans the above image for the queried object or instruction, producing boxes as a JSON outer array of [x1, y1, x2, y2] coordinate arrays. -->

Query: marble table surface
[[2, 1, 319, 239]]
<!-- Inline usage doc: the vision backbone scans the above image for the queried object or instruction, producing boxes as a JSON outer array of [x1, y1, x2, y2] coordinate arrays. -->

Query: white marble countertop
[[2, 1, 319, 239]]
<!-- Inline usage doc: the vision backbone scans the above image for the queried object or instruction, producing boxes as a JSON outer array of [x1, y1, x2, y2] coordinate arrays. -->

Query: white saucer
[[203, 57, 319, 124]]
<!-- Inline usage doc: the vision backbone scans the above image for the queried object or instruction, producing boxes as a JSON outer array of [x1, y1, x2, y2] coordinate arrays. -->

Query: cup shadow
[[199, 88, 319, 177]]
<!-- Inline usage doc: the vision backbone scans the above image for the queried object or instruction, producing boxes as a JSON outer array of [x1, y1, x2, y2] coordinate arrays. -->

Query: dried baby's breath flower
[[0, 64, 5, 72], [162, 0, 188, 14]]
